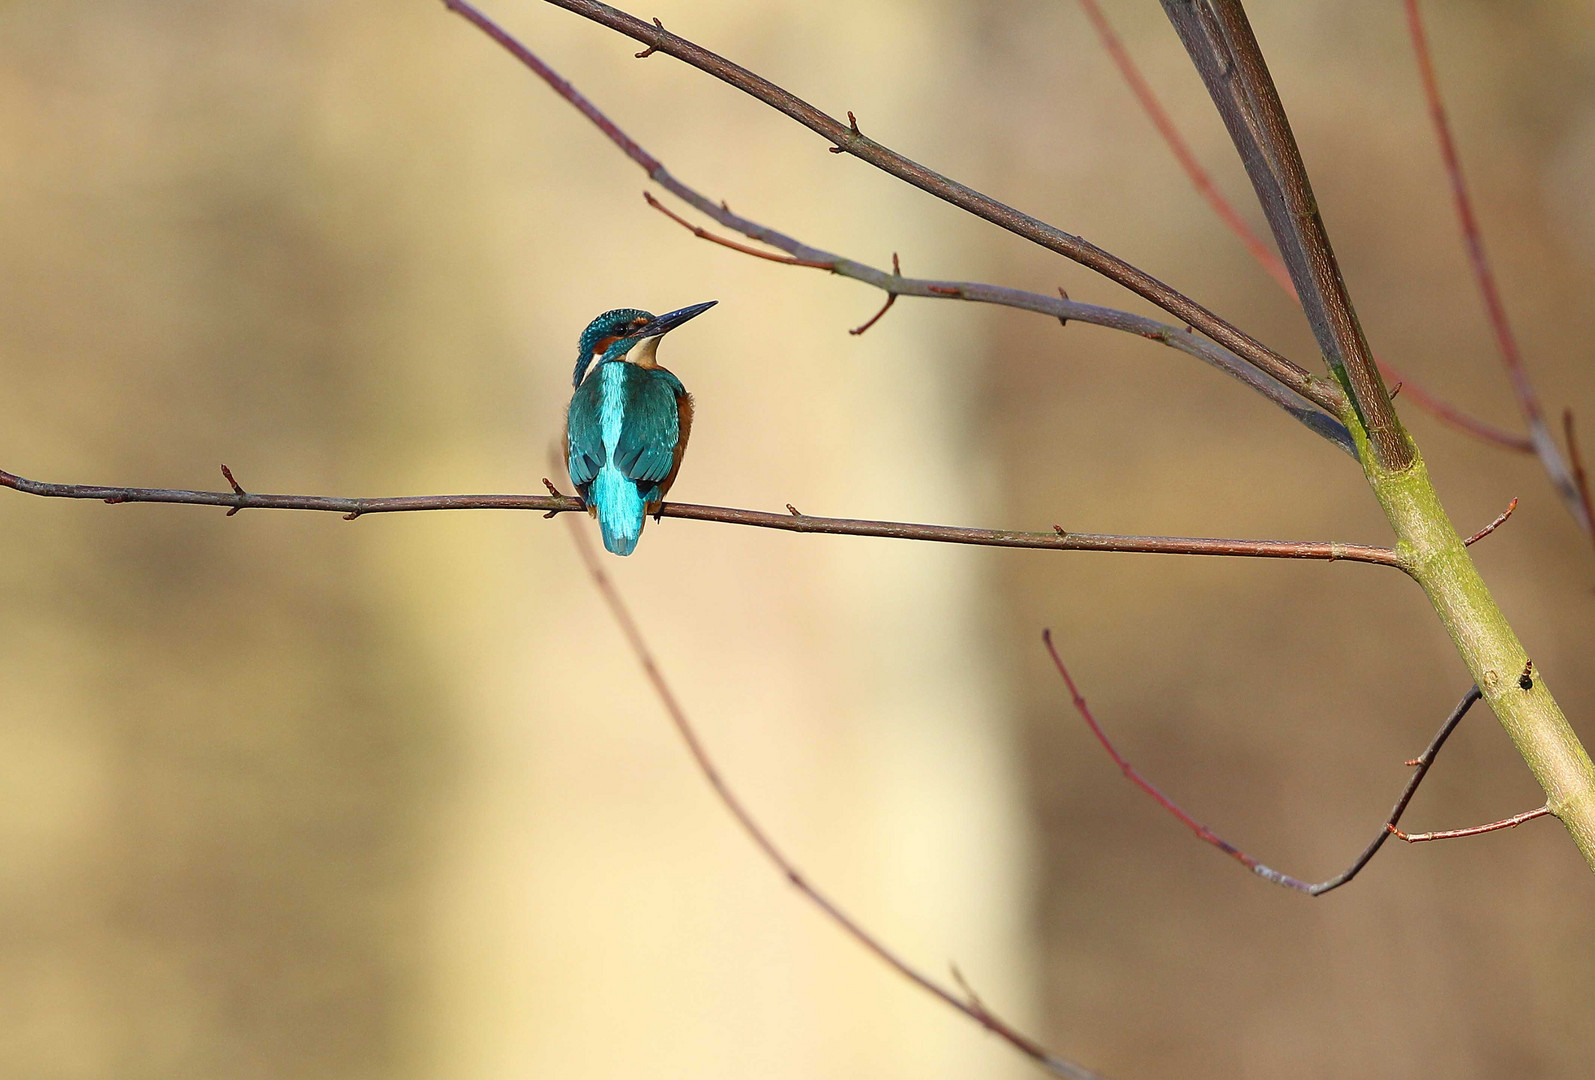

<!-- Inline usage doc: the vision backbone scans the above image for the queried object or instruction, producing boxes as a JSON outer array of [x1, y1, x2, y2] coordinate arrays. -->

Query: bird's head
[[572, 300, 717, 387]]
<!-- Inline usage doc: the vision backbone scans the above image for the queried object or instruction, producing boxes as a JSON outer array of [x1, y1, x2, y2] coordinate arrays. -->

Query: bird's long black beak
[[633, 300, 717, 339]]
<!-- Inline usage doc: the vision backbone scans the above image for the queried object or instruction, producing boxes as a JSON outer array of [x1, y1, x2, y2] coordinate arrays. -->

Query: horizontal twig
[[1388, 805, 1550, 843], [0, 465, 1409, 570], [439, 0, 1354, 455]]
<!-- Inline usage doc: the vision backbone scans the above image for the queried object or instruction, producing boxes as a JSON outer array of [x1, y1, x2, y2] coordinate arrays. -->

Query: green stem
[[1359, 425, 1595, 871]]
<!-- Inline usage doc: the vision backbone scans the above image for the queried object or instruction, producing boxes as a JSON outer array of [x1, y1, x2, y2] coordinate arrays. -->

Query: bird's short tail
[[590, 467, 646, 556]]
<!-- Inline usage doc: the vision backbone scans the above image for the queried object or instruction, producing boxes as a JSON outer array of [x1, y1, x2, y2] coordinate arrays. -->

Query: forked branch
[[464, 0, 1347, 419], [440, 0, 1353, 453], [1075, 0, 1535, 456], [1045, 630, 1491, 896], [1160, 0, 1408, 468], [641, 193, 1351, 451]]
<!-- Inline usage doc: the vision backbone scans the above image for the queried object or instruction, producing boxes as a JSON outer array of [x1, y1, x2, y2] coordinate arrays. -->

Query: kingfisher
[[565, 301, 716, 555]]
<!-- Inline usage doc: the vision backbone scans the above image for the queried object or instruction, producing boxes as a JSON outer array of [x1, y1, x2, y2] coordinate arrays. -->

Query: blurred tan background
[[1, 1, 1592, 1077]]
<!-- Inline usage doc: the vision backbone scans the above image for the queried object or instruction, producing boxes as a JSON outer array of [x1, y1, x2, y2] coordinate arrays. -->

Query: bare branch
[[1389, 805, 1550, 843], [1394, 380, 1535, 453], [562, 513, 1104, 1080], [1405, 0, 1593, 533], [1045, 631, 1486, 896], [848, 252, 900, 336], [455, 0, 1348, 418], [0, 465, 1407, 569], [638, 193, 1352, 452], [1161, 0, 1410, 469], [1076, 0, 1535, 456], [642, 191, 832, 268], [438, 0, 1354, 453], [1463, 497, 1518, 547]]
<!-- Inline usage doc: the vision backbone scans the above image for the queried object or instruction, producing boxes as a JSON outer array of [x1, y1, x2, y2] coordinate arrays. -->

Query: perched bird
[[566, 301, 716, 555]]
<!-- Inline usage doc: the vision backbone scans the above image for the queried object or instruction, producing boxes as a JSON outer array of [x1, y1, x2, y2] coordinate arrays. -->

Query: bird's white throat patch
[[590, 333, 661, 372], [626, 335, 662, 368]]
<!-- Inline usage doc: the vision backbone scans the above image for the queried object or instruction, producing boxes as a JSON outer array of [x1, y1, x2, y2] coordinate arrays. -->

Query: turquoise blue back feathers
[[565, 302, 715, 555]]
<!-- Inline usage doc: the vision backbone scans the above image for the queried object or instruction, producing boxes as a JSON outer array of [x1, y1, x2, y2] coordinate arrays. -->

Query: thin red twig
[[562, 516, 1102, 1080], [1076, 0, 1289, 294], [850, 253, 902, 336], [1389, 805, 1550, 843], [643, 192, 832, 269], [1044, 630, 1485, 896], [1405, 0, 1593, 524], [1463, 497, 1518, 546], [1075, 0, 1535, 455]]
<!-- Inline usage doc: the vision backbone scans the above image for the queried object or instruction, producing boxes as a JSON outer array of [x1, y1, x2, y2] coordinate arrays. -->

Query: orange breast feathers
[[650, 391, 694, 513]]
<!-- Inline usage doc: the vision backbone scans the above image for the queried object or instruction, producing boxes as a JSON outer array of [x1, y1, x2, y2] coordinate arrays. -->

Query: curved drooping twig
[[438, 0, 1354, 454], [0, 465, 1407, 569], [1074, 0, 1535, 456], [1045, 631, 1489, 896], [564, 513, 1105, 1080], [451, 0, 1346, 420]]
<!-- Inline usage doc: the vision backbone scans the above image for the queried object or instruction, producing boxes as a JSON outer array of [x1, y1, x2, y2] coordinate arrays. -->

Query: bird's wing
[[614, 368, 684, 485], [566, 376, 605, 490]]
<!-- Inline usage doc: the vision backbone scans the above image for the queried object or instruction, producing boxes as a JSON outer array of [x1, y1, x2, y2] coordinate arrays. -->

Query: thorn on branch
[[1053, 525, 1069, 540], [1057, 286, 1070, 327], [342, 506, 363, 521], [786, 503, 803, 517], [542, 476, 568, 519], [828, 110, 862, 153], [220, 463, 246, 516], [948, 964, 988, 1017], [633, 17, 665, 58], [1390, 381, 1404, 400], [1463, 496, 1518, 546]]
